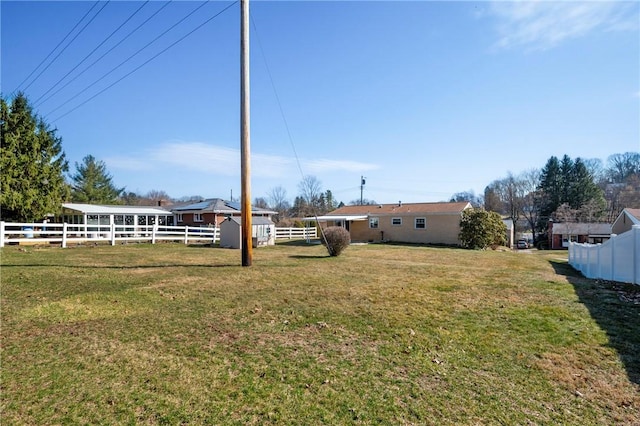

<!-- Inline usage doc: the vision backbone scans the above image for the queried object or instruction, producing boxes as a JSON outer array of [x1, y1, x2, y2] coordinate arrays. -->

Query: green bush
[[321, 226, 351, 256], [459, 209, 507, 250]]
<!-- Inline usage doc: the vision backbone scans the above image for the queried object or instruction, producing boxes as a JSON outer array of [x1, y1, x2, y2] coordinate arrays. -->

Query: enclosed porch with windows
[[58, 203, 174, 238]]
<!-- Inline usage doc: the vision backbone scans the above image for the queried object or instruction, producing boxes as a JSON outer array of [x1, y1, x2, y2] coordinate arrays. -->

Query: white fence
[[0, 221, 317, 248], [569, 225, 640, 285]]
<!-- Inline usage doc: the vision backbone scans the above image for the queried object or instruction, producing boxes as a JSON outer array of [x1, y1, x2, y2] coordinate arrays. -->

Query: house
[[59, 203, 175, 227], [305, 201, 472, 246], [170, 198, 276, 227], [219, 216, 275, 249], [548, 222, 612, 249], [612, 208, 640, 235]]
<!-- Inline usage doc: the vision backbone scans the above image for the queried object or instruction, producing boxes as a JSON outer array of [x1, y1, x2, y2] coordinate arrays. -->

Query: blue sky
[[2, 1, 639, 204]]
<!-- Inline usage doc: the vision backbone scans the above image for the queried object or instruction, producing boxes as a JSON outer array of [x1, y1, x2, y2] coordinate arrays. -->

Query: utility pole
[[240, 0, 252, 266], [360, 176, 366, 205]]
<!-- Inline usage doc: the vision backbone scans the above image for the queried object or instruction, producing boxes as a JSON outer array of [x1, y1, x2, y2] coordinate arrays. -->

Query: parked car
[[517, 239, 528, 249]]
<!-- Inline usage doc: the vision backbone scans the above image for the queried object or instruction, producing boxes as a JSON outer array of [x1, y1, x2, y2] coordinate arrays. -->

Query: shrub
[[459, 209, 507, 250], [321, 226, 351, 256]]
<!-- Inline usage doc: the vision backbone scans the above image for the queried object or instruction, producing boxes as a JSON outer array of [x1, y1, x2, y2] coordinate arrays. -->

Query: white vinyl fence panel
[[0, 222, 317, 248], [569, 225, 640, 285]]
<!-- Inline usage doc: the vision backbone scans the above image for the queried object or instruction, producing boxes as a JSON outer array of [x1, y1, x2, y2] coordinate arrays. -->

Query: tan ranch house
[[306, 201, 472, 246]]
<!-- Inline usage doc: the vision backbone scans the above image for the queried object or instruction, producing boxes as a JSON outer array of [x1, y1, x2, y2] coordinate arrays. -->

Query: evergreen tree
[[537, 156, 562, 228], [70, 155, 124, 204], [570, 158, 605, 213], [537, 155, 606, 230], [0, 93, 69, 221]]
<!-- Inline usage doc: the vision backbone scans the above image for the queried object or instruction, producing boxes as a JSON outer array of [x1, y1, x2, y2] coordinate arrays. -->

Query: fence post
[[111, 223, 116, 246], [62, 223, 68, 248], [184, 226, 189, 244], [152, 224, 158, 245], [633, 225, 640, 285], [610, 234, 616, 281], [0, 221, 4, 248]]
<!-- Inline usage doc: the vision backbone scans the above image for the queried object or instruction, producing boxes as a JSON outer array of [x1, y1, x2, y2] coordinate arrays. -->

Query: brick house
[[171, 199, 276, 227]]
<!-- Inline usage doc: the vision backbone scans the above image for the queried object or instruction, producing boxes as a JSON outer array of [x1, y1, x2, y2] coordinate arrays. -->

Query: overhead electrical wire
[[33, 1, 150, 107], [250, 14, 306, 180], [11, 1, 101, 96], [49, 1, 238, 122], [250, 13, 333, 249], [44, 0, 213, 119], [21, 1, 111, 94], [34, 1, 174, 109]]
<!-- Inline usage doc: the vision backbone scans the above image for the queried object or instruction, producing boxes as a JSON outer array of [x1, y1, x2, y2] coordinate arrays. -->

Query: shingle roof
[[552, 222, 612, 235], [170, 198, 276, 215], [326, 201, 471, 216], [62, 203, 171, 215], [624, 208, 640, 223]]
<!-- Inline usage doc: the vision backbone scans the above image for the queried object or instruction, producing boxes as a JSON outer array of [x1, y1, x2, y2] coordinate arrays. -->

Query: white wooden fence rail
[[0, 222, 317, 248], [569, 225, 640, 285]]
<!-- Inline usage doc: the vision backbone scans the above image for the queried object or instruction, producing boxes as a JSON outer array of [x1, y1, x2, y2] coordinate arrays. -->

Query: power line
[[34, 1, 173, 110], [250, 13, 306, 180], [11, 1, 101, 96], [21, 1, 111, 94], [33, 1, 150, 107], [44, 0, 212, 119], [50, 1, 238, 122]]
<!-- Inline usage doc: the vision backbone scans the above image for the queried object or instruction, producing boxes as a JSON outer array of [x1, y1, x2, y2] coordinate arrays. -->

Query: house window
[[369, 217, 379, 229], [391, 217, 402, 226], [177, 214, 183, 223], [194, 213, 203, 222], [415, 217, 426, 229]]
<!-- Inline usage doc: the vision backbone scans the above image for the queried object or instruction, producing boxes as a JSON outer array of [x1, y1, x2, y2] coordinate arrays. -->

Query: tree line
[[2, 93, 638, 231], [479, 153, 639, 244]]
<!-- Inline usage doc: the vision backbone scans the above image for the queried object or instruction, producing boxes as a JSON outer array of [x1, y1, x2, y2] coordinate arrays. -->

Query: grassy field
[[1, 242, 638, 425]]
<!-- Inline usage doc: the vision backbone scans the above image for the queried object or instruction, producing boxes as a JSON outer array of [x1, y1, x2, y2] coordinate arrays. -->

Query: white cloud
[[109, 140, 379, 179], [488, 1, 638, 51], [104, 156, 153, 171]]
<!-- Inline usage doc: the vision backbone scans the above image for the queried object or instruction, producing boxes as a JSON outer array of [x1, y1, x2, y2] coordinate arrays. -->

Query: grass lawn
[[1, 242, 638, 425]]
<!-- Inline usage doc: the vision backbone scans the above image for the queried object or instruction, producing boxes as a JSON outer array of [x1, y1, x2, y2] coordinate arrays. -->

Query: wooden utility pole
[[240, 0, 252, 266]]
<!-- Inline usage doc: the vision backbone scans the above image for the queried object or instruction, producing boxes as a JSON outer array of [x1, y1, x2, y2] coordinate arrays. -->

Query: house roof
[[622, 208, 640, 224], [62, 203, 171, 215], [324, 201, 472, 217], [551, 222, 612, 235], [170, 198, 276, 215], [302, 215, 368, 222]]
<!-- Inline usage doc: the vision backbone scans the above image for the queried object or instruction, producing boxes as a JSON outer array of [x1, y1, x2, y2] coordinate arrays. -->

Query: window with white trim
[[369, 217, 379, 229], [194, 213, 203, 222], [415, 217, 426, 229], [391, 217, 402, 226], [177, 214, 183, 222]]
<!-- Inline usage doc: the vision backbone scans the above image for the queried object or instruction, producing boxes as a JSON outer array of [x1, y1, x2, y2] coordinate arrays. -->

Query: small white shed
[[219, 216, 275, 249]]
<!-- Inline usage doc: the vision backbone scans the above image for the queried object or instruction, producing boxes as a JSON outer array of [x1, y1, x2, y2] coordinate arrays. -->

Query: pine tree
[[70, 155, 124, 204], [537, 156, 562, 227], [0, 93, 69, 221]]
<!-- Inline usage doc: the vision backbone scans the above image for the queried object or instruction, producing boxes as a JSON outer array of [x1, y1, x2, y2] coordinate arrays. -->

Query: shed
[[219, 216, 275, 249]]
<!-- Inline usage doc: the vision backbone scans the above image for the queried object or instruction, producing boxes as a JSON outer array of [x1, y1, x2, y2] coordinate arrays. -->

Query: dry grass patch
[[1, 243, 638, 424]]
